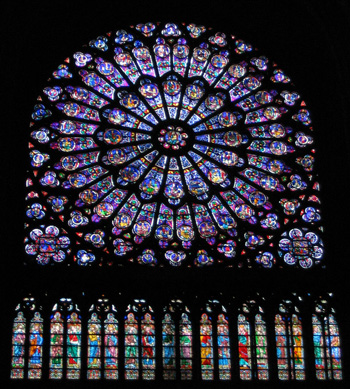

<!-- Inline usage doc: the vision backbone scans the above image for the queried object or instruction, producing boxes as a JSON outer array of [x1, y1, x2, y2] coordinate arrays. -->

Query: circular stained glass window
[[25, 22, 323, 268]]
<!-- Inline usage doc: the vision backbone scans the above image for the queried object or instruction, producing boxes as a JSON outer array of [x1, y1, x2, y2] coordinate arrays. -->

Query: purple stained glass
[[26, 22, 322, 268]]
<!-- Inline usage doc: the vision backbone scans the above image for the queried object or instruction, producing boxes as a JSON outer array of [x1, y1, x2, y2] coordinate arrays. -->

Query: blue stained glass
[[26, 22, 323, 268]]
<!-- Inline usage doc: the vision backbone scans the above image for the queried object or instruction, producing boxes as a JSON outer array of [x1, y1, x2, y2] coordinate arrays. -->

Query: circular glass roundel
[[25, 22, 323, 268]]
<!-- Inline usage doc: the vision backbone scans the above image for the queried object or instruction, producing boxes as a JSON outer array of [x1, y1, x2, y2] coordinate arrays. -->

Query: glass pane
[[28, 312, 44, 379], [50, 312, 64, 379], [104, 313, 118, 379], [180, 313, 192, 380], [162, 313, 176, 379], [238, 314, 251, 380], [200, 313, 213, 380], [125, 313, 139, 380], [87, 312, 101, 379], [11, 312, 26, 379], [66, 312, 81, 379]]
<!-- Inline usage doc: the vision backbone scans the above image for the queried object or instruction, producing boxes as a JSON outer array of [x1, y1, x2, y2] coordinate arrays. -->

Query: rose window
[[25, 22, 323, 268]]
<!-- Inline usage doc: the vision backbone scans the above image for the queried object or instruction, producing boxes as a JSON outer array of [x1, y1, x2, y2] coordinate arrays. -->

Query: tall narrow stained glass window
[[104, 312, 119, 379], [11, 312, 26, 379], [50, 311, 64, 378], [28, 312, 44, 379], [66, 312, 82, 379], [125, 300, 155, 380], [200, 313, 214, 380], [313, 299, 342, 380], [49, 299, 81, 379], [24, 22, 323, 270], [275, 300, 305, 380], [11, 297, 42, 380], [87, 298, 119, 379], [162, 300, 193, 380], [237, 301, 269, 380], [87, 313, 102, 379], [162, 313, 176, 379], [200, 301, 231, 380]]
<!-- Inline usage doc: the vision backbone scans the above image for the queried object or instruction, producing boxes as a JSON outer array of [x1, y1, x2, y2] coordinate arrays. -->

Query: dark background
[[1, 0, 349, 388]]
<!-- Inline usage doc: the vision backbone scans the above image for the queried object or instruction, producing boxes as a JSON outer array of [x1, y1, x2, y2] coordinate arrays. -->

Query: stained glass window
[[275, 300, 305, 380], [11, 297, 42, 380], [313, 299, 342, 380], [50, 311, 64, 379], [87, 299, 119, 379], [49, 299, 81, 379], [25, 22, 322, 269], [104, 313, 119, 379], [28, 312, 44, 379], [125, 300, 155, 380], [238, 301, 269, 380], [11, 312, 26, 379], [200, 313, 214, 380], [162, 313, 176, 379], [162, 300, 193, 380], [66, 312, 82, 379], [217, 313, 231, 379], [87, 312, 102, 379], [200, 301, 230, 380]]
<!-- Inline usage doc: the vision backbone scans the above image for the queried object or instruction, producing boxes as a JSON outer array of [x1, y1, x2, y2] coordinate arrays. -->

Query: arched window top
[[164, 299, 191, 315], [25, 22, 323, 269], [89, 297, 117, 314], [239, 298, 265, 315], [51, 298, 80, 314]]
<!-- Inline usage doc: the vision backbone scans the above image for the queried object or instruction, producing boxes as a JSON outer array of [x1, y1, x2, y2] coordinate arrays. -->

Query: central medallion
[[158, 125, 188, 150]]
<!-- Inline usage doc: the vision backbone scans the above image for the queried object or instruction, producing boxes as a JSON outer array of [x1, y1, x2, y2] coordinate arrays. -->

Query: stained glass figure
[[162, 300, 193, 380], [275, 300, 305, 380], [125, 312, 139, 379], [11, 312, 26, 379], [162, 313, 176, 379], [66, 312, 82, 379], [87, 313, 102, 379], [104, 313, 119, 379], [217, 314, 231, 380], [11, 297, 43, 380], [200, 313, 214, 380], [50, 312, 64, 379], [237, 301, 269, 380], [125, 300, 155, 380], [179, 313, 193, 379], [141, 313, 156, 379], [25, 22, 322, 269], [313, 299, 342, 380], [49, 298, 81, 379], [28, 312, 44, 379], [200, 301, 230, 380]]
